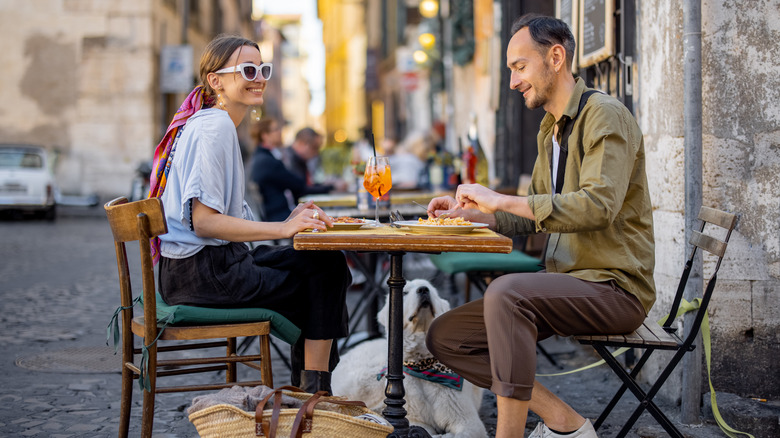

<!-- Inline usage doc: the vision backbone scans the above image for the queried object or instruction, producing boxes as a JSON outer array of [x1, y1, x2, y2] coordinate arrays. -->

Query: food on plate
[[333, 216, 366, 224], [417, 216, 473, 226]]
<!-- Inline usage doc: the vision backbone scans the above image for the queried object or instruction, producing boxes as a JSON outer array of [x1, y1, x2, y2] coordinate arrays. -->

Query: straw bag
[[189, 386, 394, 438]]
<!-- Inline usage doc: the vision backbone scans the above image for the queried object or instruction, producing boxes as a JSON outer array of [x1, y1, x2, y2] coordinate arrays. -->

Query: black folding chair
[[575, 206, 738, 438]]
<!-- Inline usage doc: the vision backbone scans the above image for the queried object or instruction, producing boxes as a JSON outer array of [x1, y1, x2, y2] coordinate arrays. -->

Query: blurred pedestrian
[[249, 123, 340, 220], [248, 118, 305, 221], [281, 128, 344, 192], [249, 117, 284, 158], [386, 135, 426, 189]]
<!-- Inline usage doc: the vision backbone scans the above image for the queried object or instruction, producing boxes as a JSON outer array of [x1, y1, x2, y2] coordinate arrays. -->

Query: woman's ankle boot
[[300, 370, 332, 395]]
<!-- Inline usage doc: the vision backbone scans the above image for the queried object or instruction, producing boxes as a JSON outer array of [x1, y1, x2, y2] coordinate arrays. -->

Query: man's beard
[[524, 61, 556, 110]]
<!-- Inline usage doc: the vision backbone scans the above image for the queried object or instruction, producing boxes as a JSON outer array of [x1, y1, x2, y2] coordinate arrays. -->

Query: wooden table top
[[293, 226, 513, 254]]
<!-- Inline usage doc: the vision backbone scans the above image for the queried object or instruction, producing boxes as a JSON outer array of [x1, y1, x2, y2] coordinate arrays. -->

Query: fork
[[412, 201, 449, 219], [411, 201, 429, 214], [389, 210, 405, 228]]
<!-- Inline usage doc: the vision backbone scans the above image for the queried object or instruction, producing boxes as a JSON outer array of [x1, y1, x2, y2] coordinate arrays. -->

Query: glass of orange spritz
[[363, 156, 392, 226]]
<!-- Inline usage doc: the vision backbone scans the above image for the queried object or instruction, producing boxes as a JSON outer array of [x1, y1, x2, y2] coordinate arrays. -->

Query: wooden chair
[[575, 206, 738, 438], [105, 197, 300, 438]]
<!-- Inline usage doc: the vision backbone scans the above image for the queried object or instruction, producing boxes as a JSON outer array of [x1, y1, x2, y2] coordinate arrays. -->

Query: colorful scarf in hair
[[147, 85, 207, 263]]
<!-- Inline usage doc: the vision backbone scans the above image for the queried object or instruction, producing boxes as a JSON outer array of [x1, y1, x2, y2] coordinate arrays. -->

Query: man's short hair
[[250, 118, 279, 144], [510, 14, 576, 69], [295, 127, 322, 145]]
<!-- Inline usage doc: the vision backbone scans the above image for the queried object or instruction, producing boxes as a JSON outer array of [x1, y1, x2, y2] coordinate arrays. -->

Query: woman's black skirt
[[159, 242, 350, 340]]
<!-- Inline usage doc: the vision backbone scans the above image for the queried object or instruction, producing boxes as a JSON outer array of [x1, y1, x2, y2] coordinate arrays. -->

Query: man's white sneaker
[[527, 419, 598, 438]]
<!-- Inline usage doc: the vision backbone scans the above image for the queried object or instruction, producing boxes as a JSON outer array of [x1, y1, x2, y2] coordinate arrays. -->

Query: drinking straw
[[369, 132, 377, 157]]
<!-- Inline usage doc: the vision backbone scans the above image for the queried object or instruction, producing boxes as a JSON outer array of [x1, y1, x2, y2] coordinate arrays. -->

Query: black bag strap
[[542, 89, 601, 269], [554, 89, 600, 194]]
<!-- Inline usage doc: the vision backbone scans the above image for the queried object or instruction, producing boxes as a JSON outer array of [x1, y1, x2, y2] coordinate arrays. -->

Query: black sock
[[548, 427, 576, 435]]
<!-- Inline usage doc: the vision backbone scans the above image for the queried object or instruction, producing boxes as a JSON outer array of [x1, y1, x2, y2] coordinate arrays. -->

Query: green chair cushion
[[144, 292, 301, 345], [429, 249, 542, 275]]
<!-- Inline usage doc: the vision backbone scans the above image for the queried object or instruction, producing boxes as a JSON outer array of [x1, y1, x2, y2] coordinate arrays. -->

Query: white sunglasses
[[215, 62, 273, 81]]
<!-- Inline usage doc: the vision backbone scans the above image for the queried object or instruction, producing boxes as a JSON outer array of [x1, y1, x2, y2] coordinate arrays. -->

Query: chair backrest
[[104, 197, 168, 330], [663, 206, 738, 341]]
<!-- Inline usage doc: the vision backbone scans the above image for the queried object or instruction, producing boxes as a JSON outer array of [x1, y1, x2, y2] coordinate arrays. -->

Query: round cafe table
[[294, 225, 512, 437]]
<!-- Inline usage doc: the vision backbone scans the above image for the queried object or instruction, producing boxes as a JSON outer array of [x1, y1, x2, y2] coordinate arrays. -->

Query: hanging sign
[[160, 45, 193, 93], [401, 72, 419, 91], [578, 0, 614, 67], [557, 0, 579, 71]]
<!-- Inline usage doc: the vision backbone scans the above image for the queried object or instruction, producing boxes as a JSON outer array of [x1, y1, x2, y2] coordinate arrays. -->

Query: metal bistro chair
[[575, 206, 738, 438], [105, 197, 300, 438]]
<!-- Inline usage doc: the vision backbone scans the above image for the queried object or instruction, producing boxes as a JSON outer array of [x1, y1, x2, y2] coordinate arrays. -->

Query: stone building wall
[[0, 0, 157, 196], [639, 0, 780, 400], [0, 0, 256, 198]]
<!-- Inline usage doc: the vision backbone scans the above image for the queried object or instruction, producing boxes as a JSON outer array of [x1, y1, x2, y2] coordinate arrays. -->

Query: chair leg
[[626, 348, 691, 438], [339, 274, 385, 353], [118, 365, 133, 438], [141, 388, 155, 438], [259, 334, 274, 388], [270, 336, 292, 372], [594, 347, 657, 430], [447, 273, 458, 299], [466, 272, 490, 299], [140, 345, 157, 438], [617, 393, 685, 438], [594, 344, 686, 438], [226, 337, 237, 382], [536, 343, 561, 369]]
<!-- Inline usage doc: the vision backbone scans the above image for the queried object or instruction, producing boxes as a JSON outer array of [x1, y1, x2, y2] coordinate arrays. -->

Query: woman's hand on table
[[283, 201, 332, 236], [191, 198, 326, 241]]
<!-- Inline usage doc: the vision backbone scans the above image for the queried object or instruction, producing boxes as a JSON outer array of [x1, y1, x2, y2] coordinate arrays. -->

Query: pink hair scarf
[[147, 85, 207, 263]]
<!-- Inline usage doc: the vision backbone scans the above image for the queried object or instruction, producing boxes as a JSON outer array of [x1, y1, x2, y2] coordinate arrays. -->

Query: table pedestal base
[[381, 252, 432, 438]]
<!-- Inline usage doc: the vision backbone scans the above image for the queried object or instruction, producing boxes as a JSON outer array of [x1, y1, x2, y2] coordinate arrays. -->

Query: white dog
[[332, 279, 487, 438]]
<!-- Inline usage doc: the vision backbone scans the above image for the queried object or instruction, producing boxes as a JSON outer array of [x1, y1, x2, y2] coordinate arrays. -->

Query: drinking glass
[[363, 156, 392, 226]]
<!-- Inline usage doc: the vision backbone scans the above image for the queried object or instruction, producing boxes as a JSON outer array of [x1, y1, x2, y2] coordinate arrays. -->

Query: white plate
[[393, 220, 489, 235], [328, 220, 375, 230]]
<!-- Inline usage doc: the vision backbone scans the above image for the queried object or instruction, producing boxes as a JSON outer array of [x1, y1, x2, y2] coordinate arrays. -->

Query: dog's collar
[[377, 357, 463, 391], [402, 357, 454, 374]]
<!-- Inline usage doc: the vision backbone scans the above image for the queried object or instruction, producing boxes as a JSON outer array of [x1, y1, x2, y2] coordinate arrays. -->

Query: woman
[[148, 35, 350, 395]]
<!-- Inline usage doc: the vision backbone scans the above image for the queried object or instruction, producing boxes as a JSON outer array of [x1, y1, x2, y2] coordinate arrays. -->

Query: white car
[[0, 144, 58, 220]]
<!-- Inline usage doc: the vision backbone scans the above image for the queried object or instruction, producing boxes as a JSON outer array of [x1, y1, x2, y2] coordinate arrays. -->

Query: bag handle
[[255, 389, 279, 437], [254, 386, 302, 437], [290, 391, 368, 437]]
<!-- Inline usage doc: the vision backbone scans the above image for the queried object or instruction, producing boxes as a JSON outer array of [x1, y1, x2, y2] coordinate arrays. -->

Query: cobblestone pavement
[[0, 209, 729, 437]]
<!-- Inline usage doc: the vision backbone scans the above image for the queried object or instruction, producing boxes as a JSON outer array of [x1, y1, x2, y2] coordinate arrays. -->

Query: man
[[281, 127, 328, 187], [425, 14, 655, 438], [248, 119, 311, 221]]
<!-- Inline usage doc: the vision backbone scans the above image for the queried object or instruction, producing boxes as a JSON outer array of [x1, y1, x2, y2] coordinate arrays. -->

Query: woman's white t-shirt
[[159, 108, 254, 259]]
